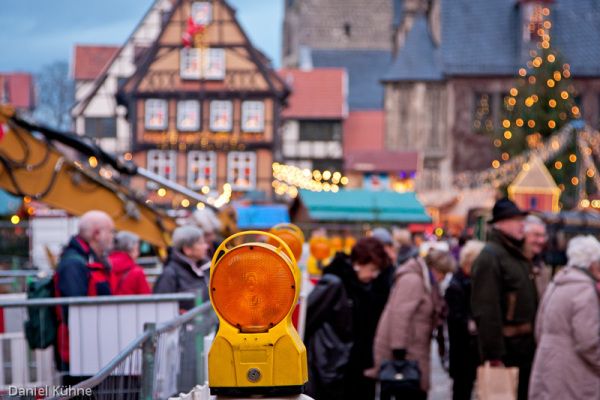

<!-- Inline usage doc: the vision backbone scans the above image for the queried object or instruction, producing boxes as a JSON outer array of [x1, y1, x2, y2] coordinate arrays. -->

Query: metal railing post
[[141, 323, 156, 400], [194, 289, 204, 386]]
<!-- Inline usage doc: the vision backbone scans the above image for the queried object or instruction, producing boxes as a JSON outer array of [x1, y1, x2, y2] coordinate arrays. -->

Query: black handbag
[[379, 359, 422, 395]]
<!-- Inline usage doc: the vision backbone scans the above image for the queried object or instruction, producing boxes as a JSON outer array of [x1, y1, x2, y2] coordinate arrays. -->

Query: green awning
[[299, 189, 432, 223]]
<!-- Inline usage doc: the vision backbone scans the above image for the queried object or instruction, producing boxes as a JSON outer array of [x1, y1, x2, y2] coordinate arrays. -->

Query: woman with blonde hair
[[528, 235, 600, 399], [367, 249, 455, 400]]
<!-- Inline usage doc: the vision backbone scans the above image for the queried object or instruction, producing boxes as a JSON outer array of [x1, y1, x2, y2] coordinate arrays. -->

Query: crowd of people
[[304, 197, 600, 400], [50, 197, 600, 399]]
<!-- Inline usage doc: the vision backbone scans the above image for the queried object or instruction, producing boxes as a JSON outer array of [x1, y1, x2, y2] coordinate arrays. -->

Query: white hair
[[524, 215, 545, 233], [172, 225, 204, 252], [566, 235, 600, 269], [459, 240, 485, 268], [114, 231, 139, 253]]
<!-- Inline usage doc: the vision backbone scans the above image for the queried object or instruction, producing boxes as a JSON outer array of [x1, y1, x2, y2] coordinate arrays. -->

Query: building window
[[521, 3, 545, 44], [241, 101, 264, 132], [85, 117, 116, 139], [210, 100, 233, 132], [177, 100, 200, 131], [299, 120, 342, 141], [473, 93, 494, 133], [145, 99, 168, 130], [188, 151, 216, 189], [147, 150, 176, 188], [192, 2, 212, 25], [204, 49, 226, 80], [227, 152, 256, 190], [180, 48, 202, 80]]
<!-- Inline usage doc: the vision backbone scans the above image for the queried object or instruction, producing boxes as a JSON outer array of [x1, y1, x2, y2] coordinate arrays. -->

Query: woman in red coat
[[109, 231, 151, 295]]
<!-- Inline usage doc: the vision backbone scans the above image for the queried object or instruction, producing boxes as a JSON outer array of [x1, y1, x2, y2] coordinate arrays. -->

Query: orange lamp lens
[[267, 229, 302, 262], [211, 245, 296, 333], [309, 238, 330, 261], [331, 236, 343, 251]]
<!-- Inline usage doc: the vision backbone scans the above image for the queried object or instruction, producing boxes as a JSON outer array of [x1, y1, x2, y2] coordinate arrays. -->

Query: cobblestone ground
[[429, 340, 453, 400]]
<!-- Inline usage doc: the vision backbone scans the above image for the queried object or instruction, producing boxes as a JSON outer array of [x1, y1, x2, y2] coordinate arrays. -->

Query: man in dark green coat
[[471, 198, 538, 400]]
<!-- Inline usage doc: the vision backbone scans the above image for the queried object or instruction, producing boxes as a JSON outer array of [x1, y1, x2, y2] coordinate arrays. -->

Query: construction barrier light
[[208, 231, 308, 397]]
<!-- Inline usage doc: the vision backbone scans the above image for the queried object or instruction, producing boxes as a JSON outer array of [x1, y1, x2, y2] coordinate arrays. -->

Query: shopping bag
[[476, 362, 519, 400]]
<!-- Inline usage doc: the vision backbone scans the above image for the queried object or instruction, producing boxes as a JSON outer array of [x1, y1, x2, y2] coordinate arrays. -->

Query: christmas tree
[[495, 4, 581, 208]]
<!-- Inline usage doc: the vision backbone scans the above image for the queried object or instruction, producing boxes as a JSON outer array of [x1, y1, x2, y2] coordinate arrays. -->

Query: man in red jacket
[[55, 210, 115, 379]]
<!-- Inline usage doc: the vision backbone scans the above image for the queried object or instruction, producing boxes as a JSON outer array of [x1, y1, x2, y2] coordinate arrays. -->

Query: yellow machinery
[[208, 231, 308, 396], [0, 104, 239, 247]]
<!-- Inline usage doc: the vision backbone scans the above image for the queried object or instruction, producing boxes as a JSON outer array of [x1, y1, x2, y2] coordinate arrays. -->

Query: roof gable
[[124, 0, 289, 98], [508, 157, 560, 192], [279, 68, 346, 119], [73, 46, 120, 81], [383, 14, 443, 82]]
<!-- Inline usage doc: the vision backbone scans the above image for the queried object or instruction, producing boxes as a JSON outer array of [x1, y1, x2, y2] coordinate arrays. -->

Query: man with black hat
[[471, 198, 538, 400]]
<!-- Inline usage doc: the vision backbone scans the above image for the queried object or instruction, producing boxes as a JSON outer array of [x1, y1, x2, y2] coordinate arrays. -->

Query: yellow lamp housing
[[266, 223, 305, 262], [208, 231, 308, 397]]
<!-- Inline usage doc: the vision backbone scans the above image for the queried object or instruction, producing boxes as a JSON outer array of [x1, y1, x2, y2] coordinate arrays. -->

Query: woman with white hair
[[528, 235, 600, 399], [108, 231, 151, 295], [154, 225, 210, 311]]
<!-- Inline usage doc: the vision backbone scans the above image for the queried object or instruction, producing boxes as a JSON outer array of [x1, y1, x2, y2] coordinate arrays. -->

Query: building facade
[[120, 0, 289, 204]]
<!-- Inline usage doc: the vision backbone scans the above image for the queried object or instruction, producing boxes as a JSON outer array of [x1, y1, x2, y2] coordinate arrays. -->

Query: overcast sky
[[0, 0, 283, 73]]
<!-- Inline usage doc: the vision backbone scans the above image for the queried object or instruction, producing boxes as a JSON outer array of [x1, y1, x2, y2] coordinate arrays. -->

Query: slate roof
[[72, 46, 120, 81], [298, 189, 431, 223], [440, 0, 600, 77], [278, 68, 346, 119], [311, 49, 392, 110], [343, 110, 385, 155], [383, 14, 443, 82]]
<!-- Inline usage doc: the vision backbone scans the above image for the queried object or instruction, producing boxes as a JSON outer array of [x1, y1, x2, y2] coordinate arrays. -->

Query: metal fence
[[0, 294, 219, 400]]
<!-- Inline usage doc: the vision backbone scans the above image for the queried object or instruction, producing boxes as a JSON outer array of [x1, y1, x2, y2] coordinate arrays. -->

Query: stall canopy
[[233, 204, 290, 229], [295, 189, 431, 223]]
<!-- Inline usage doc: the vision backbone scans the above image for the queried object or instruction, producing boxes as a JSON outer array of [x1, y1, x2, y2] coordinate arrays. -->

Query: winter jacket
[[445, 268, 479, 381], [470, 228, 538, 361], [304, 252, 378, 400], [55, 235, 112, 370], [108, 251, 151, 295], [528, 266, 600, 400], [153, 249, 210, 311], [367, 256, 445, 392]]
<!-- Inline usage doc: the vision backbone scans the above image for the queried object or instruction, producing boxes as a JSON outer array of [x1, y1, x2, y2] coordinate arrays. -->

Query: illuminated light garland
[[272, 162, 349, 197]]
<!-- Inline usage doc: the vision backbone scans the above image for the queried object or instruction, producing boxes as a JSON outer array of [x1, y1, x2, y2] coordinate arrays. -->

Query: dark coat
[[55, 236, 112, 371], [304, 252, 377, 400], [153, 250, 210, 311], [445, 268, 479, 380], [108, 251, 151, 295], [471, 228, 538, 362]]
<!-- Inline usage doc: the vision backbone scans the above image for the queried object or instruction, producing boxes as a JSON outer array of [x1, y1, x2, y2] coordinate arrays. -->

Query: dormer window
[[520, 2, 551, 44], [191, 2, 212, 25]]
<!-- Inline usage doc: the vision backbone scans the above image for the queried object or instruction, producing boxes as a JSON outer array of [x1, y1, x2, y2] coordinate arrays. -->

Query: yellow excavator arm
[[0, 104, 177, 248]]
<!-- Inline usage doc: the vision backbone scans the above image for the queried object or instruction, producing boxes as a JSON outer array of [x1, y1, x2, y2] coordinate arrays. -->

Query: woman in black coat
[[444, 240, 485, 400], [304, 237, 390, 400]]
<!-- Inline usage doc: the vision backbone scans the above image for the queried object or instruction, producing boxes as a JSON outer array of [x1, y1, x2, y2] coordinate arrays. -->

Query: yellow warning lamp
[[266, 223, 305, 262], [208, 231, 308, 396], [344, 236, 356, 254], [330, 235, 344, 253], [309, 236, 330, 261]]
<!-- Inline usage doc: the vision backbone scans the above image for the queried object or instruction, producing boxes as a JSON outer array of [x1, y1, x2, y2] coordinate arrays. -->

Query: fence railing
[[0, 293, 219, 400]]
